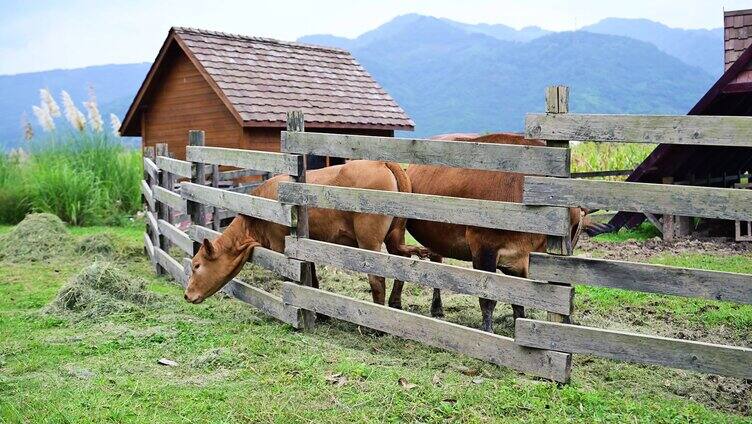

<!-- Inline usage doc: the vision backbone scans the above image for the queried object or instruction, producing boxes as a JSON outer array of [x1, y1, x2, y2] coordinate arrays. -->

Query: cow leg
[[368, 275, 387, 305], [388, 280, 403, 309], [429, 256, 444, 317], [472, 249, 499, 333]]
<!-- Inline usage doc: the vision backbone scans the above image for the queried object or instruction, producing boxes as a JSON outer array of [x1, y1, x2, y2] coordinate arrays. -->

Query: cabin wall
[[141, 49, 241, 160]]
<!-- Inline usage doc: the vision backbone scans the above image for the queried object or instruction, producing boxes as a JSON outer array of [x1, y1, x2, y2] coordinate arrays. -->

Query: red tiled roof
[[172, 27, 414, 130]]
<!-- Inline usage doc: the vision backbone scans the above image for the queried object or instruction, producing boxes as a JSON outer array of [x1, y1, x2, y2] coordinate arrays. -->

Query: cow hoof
[[480, 323, 494, 333], [316, 314, 331, 323], [388, 302, 402, 310], [431, 308, 445, 318]]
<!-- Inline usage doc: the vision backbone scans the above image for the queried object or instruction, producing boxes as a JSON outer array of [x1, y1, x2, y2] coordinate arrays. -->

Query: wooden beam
[[156, 156, 192, 178], [528, 253, 752, 304], [643, 212, 663, 234], [281, 131, 570, 177], [285, 237, 573, 314], [157, 219, 192, 255], [143, 232, 154, 261], [571, 169, 633, 178], [283, 283, 571, 381], [154, 247, 188, 287], [218, 168, 269, 181], [153, 185, 188, 213], [277, 182, 570, 236], [515, 319, 752, 379], [525, 114, 752, 147], [145, 211, 159, 237], [186, 146, 303, 176], [143, 157, 159, 182], [140, 180, 155, 211], [225, 279, 301, 328], [523, 177, 752, 222], [180, 182, 292, 226], [187, 225, 302, 281]]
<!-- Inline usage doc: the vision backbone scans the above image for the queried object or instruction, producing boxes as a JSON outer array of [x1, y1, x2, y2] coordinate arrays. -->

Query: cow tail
[[384, 162, 411, 254]]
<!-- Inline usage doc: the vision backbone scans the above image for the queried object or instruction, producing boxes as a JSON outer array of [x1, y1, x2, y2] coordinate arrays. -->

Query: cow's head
[[184, 237, 259, 303]]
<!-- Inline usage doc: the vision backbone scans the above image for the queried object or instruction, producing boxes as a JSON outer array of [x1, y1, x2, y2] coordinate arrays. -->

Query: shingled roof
[[120, 27, 413, 134]]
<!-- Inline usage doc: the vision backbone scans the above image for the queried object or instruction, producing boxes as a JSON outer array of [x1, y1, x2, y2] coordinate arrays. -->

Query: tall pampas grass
[[40, 88, 61, 118], [61, 90, 86, 131], [83, 87, 103, 133], [22, 114, 34, 141], [32, 105, 55, 132], [109, 113, 122, 136]]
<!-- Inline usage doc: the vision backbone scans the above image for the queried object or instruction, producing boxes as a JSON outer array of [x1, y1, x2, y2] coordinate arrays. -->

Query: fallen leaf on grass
[[325, 373, 348, 387], [398, 377, 417, 389], [157, 358, 178, 367], [432, 373, 442, 386], [454, 365, 479, 376], [472, 377, 485, 384]]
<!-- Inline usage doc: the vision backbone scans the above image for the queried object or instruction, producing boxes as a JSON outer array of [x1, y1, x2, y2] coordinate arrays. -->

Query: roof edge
[[242, 120, 415, 131], [171, 26, 350, 54]]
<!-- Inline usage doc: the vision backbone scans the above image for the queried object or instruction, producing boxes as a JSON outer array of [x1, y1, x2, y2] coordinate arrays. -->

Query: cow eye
[[193, 264, 200, 271]]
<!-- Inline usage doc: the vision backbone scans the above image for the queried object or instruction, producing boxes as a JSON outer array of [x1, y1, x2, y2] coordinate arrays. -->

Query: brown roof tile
[[172, 27, 413, 129]]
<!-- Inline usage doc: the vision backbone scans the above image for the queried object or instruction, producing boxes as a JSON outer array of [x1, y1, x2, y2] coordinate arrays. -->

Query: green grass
[[1, 226, 751, 422], [588, 223, 662, 243], [570, 142, 655, 176]]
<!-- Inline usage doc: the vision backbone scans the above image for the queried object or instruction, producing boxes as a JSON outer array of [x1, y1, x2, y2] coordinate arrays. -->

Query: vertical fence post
[[156, 142, 172, 254], [188, 130, 207, 256], [543, 86, 573, 328], [287, 111, 316, 330], [144, 145, 162, 274], [211, 164, 221, 231]]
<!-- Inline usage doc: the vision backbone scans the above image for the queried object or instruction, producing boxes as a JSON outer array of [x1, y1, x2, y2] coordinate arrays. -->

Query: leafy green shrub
[[26, 161, 105, 226], [0, 153, 32, 224]]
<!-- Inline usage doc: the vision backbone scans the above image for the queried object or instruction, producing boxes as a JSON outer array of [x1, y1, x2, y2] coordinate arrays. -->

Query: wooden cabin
[[120, 27, 414, 168]]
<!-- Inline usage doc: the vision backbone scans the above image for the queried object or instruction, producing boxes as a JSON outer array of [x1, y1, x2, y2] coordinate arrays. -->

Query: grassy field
[[1, 222, 751, 423]]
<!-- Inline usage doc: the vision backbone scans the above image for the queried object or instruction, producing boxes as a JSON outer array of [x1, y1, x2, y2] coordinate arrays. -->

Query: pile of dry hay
[[45, 261, 161, 319], [0, 213, 73, 262]]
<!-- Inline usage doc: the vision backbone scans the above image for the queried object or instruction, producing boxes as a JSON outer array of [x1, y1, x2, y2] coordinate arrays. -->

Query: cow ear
[[202, 238, 215, 259], [236, 238, 260, 259]]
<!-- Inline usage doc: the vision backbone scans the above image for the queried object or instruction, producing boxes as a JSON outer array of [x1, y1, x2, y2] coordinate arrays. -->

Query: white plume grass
[[32, 105, 55, 132], [109, 113, 122, 136], [40, 88, 61, 117]]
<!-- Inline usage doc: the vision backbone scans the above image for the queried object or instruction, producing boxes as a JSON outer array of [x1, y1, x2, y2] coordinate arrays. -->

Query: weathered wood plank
[[153, 185, 188, 213], [225, 183, 264, 194], [227, 279, 302, 328], [281, 131, 570, 177], [284, 237, 573, 314], [529, 253, 752, 304], [180, 182, 292, 226], [515, 319, 752, 379], [187, 225, 302, 281], [187, 146, 302, 176], [154, 247, 188, 287], [218, 168, 269, 181], [143, 232, 154, 260], [571, 169, 634, 178], [282, 283, 571, 382], [145, 210, 159, 237], [140, 180, 155, 211], [524, 177, 752, 222], [156, 156, 192, 178], [157, 219, 192, 255], [143, 157, 159, 182], [526, 113, 752, 147], [278, 182, 569, 236]]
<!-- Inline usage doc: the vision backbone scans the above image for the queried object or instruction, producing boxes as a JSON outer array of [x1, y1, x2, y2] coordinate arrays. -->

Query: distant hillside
[[1, 15, 721, 148], [0, 63, 149, 149], [582, 17, 723, 77], [304, 15, 715, 137]]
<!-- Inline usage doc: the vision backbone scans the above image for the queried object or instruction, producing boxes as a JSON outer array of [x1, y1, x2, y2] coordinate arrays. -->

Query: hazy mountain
[[0, 63, 149, 149], [1, 15, 722, 148], [304, 15, 715, 137], [582, 17, 723, 77]]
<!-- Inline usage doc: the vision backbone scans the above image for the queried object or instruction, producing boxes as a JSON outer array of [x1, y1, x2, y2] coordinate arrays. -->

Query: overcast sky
[[1, 0, 749, 75]]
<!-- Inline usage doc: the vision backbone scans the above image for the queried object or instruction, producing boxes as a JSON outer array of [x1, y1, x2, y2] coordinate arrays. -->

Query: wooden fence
[[141, 87, 752, 383]]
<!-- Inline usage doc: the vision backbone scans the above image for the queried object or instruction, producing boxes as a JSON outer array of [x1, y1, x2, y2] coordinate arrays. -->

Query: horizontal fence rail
[[188, 225, 303, 282], [156, 156, 192, 179], [284, 237, 573, 314], [154, 247, 188, 286], [515, 319, 752, 379], [181, 182, 292, 226], [278, 182, 570, 236], [524, 177, 752, 222], [143, 157, 159, 182], [281, 131, 571, 177], [187, 146, 302, 176], [152, 185, 188, 213], [525, 113, 752, 147], [157, 219, 192, 255], [140, 180, 155, 211], [529, 253, 752, 304], [282, 282, 571, 382]]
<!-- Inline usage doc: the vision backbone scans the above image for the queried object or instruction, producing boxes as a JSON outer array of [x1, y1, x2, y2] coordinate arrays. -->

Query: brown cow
[[184, 160, 422, 304], [389, 133, 585, 333]]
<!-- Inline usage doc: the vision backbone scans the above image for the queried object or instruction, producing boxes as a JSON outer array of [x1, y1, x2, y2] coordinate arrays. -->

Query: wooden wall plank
[[278, 182, 570, 236], [281, 131, 570, 177], [154, 247, 188, 287], [156, 156, 192, 178], [515, 319, 752, 379], [180, 182, 292, 226], [140, 180, 155, 211], [153, 185, 188, 213], [524, 177, 752, 222], [187, 146, 302, 176], [187, 225, 302, 281], [157, 219, 193, 255], [525, 113, 752, 147], [284, 237, 573, 314], [529, 253, 752, 305], [282, 283, 571, 382]]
